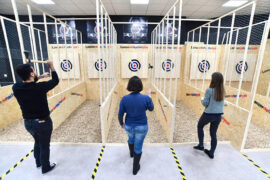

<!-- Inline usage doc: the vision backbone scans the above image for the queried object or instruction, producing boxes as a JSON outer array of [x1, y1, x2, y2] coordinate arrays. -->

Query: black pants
[[197, 113, 222, 155], [24, 116, 53, 171]]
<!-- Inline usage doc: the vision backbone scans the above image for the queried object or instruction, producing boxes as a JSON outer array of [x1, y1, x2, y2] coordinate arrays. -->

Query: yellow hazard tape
[[90, 146, 105, 180], [242, 153, 270, 178], [0, 149, 33, 180], [170, 146, 187, 180]]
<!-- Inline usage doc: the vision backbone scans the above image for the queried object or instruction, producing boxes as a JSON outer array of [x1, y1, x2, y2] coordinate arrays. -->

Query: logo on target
[[236, 61, 248, 74], [61, 60, 72, 72], [162, 59, 174, 72], [198, 60, 210, 73], [129, 59, 141, 72], [95, 59, 107, 71]]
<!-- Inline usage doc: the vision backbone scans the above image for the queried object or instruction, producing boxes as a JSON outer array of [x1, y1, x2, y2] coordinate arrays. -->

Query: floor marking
[[242, 153, 270, 178], [0, 149, 33, 180], [170, 146, 187, 180], [90, 146, 105, 180]]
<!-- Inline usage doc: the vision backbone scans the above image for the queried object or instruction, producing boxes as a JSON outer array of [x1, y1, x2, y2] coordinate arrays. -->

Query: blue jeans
[[125, 124, 148, 154]]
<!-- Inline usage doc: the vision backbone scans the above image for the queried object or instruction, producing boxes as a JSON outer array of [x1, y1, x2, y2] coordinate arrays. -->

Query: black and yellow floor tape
[[170, 146, 187, 180], [90, 146, 105, 180], [0, 149, 33, 180], [242, 153, 270, 178]]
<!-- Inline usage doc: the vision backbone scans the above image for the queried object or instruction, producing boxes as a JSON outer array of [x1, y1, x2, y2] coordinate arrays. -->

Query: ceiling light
[[31, 0, 55, 5], [222, 0, 248, 7], [131, 0, 149, 5]]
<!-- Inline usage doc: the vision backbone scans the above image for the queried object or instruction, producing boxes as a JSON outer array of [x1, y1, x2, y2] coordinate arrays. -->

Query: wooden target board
[[121, 52, 148, 78], [226, 53, 257, 81], [87, 52, 111, 78], [190, 52, 216, 80], [154, 52, 181, 78], [52, 52, 80, 79]]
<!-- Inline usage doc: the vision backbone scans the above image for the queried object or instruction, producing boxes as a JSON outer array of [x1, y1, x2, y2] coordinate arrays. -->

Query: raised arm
[[38, 61, 59, 92]]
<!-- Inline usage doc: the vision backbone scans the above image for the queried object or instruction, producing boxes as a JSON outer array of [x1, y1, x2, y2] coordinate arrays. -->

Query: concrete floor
[[0, 143, 269, 180]]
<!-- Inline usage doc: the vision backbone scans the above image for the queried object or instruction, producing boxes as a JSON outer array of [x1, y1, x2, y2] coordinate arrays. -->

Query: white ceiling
[[0, 0, 269, 19]]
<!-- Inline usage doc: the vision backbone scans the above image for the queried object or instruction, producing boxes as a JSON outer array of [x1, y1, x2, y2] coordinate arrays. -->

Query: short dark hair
[[15, 63, 34, 81], [127, 76, 143, 93]]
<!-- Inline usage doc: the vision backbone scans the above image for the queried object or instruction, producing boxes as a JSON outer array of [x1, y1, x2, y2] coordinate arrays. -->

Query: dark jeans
[[24, 116, 53, 171], [197, 113, 222, 155]]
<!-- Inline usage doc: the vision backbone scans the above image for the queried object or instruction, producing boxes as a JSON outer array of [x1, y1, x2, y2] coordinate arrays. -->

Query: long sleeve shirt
[[13, 71, 59, 119], [201, 88, 224, 114], [118, 92, 154, 126]]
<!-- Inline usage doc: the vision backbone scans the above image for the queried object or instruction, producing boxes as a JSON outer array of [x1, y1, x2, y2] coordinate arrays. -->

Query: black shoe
[[133, 152, 142, 175], [128, 143, 134, 158], [36, 163, 41, 168], [42, 163, 56, 174], [36, 160, 41, 168], [204, 149, 214, 159], [193, 145, 204, 151]]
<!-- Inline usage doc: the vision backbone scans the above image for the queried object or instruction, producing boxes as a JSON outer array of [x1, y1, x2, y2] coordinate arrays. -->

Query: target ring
[[61, 59, 72, 72], [128, 59, 141, 72], [198, 60, 210, 73], [236, 61, 248, 74], [162, 59, 174, 72], [95, 59, 107, 71]]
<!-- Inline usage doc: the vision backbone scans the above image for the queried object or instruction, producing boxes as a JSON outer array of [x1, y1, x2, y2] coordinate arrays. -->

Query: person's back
[[194, 72, 225, 159], [13, 72, 58, 119], [13, 62, 59, 174], [202, 88, 224, 114], [120, 92, 154, 126], [118, 76, 154, 175]]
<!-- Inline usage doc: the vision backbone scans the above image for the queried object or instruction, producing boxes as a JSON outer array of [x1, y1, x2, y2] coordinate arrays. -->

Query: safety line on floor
[[170, 146, 187, 180], [90, 146, 105, 180], [0, 149, 33, 180], [242, 153, 270, 178]]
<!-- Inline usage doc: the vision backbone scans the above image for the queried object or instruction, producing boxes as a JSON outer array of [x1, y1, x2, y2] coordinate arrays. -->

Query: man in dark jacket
[[13, 61, 59, 174]]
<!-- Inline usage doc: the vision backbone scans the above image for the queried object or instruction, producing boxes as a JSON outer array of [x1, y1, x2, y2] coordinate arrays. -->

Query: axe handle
[[29, 60, 47, 64]]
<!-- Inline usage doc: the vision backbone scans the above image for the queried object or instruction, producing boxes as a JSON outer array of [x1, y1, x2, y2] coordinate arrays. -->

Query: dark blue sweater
[[118, 92, 154, 126]]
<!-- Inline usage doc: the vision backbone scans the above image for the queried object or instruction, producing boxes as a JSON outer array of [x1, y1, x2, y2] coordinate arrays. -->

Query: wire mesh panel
[[185, 1, 270, 151], [3, 19, 23, 82], [150, 0, 182, 143], [0, 18, 13, 86], [96, 0, 118, 143]]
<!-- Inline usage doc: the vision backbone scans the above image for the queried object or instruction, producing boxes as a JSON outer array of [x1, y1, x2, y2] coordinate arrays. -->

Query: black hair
[[15, 63, 34, 81], [127, 76, 143, 93]]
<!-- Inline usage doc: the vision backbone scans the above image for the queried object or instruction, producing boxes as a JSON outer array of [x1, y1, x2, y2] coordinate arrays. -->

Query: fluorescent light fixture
[[222, 0, 248, 7], [131, 0, 149, 5], [31, 0, 55, 4]]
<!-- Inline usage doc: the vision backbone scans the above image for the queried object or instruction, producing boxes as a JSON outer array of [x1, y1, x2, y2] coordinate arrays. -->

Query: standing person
[[13, 61, 59, 174], [193, 72, 225, 159], [118, 76, 154, 175]]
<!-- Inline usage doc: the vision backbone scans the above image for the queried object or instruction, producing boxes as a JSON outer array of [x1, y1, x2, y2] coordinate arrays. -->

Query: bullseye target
[[198, 60, 210, 73], [162, 59, 174, 72], [61, 59, 72, 72], [95, 59, 107, 71], [128, 59, 141, 72], [236, 61, 248, 74]]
